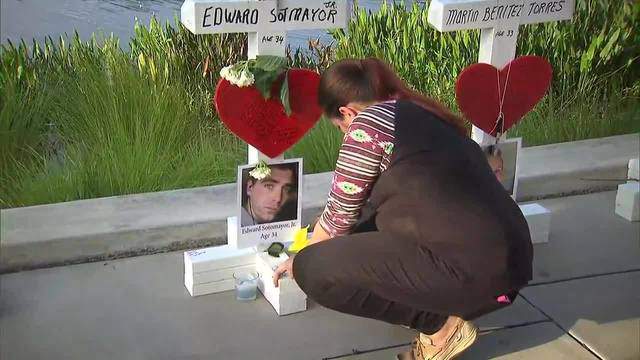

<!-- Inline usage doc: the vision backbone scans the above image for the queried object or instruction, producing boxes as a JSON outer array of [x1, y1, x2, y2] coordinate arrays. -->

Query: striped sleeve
[[318, 102, 396, 237]]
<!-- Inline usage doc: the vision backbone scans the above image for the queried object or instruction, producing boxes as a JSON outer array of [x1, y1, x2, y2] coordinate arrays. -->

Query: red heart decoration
[[456, 56, 552, 136], [214, 69, 322, 158]]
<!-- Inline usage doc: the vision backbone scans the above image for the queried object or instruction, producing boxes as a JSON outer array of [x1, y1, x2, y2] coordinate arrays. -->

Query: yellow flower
[[288, 226, 310, 253]]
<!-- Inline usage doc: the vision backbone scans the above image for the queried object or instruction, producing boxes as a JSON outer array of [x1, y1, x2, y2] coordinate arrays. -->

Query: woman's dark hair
[[318, 58, 468, 136]]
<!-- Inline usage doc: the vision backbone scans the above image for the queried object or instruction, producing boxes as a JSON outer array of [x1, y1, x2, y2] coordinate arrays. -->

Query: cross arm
[[428, 0, 574, 32], [181, 0, 350, 34]]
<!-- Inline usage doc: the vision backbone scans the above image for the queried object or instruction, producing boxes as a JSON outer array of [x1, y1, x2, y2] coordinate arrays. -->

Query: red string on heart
[[455, 56, 553, 139], [490, 61, 512, 141]]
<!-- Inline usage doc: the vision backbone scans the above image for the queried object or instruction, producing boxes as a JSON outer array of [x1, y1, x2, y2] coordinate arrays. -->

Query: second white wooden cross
[[428, 0, 574, 243]]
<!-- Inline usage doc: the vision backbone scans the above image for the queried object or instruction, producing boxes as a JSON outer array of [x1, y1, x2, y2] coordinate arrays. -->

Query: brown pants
[[292, 228, 516, 335]]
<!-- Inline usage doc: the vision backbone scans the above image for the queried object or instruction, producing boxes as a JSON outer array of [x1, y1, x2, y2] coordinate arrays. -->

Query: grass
[[1, 39, 247, 207], [0, 1, 638, 208], [287, 117, 344, 174], [509, 83, 640, 146]]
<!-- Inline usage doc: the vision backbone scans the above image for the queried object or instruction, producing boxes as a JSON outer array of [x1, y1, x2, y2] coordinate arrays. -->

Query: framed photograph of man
[[235, 158, 303, 249], [481, 138, 521, 199]]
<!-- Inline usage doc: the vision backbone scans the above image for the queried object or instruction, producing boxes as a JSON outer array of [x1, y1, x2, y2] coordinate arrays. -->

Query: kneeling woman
[[274, 58, 533, 360]]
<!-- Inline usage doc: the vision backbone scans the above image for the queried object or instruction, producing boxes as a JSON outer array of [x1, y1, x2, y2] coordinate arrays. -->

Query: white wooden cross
[[181, 0, 350, 164], [428, 0, 574, 243], [428, 0, 574, 146]]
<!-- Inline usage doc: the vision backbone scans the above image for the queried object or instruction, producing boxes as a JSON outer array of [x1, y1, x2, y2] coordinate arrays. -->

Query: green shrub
[[0, 31, 247, 207], [129, 17, 246, 120], [518, 0, 639, 95]]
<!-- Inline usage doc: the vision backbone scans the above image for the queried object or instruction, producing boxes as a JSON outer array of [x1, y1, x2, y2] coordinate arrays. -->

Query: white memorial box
[[184, 245, 257, 297], [185, 278, 236, 297], [615, 182, 640, 222], [520, 203, 551, 244], [255, 252, 307, 315], [184, 244, 257, 273], [187, 263, 256, 285]]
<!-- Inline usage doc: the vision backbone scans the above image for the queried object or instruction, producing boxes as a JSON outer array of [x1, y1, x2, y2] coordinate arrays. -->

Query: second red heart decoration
[[456, 56, 553, 136], [214, 61, 322, 158]]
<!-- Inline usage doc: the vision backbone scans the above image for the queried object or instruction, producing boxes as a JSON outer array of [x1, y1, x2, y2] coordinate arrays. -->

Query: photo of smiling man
[[240, 160, 300, 227]]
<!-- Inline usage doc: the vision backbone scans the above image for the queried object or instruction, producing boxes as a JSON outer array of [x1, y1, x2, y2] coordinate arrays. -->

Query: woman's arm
[[310, 102, 396, 242], [307, 220, 332, 246]]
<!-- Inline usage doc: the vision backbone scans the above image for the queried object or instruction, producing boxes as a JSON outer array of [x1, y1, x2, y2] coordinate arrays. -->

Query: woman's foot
[[399, 316, 478, 360]]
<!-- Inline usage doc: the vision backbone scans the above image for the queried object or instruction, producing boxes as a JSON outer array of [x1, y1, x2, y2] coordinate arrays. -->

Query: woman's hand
[[273, 256, 294, 287], [307, 222, 332, 246], [272, 224, 333, 287]]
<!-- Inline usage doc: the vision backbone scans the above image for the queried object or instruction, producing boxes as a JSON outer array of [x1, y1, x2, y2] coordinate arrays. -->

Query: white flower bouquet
[[219, 55, 293, 115], [248, 160, 271, 180]]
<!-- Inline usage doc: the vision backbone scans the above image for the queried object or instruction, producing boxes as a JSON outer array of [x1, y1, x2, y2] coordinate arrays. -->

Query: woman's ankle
[[421, 316, 460, 346]]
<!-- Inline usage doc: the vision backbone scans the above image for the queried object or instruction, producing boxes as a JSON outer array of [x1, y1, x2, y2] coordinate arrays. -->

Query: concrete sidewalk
[[1, 134, 638, 273], [2, 191, 638, 360]]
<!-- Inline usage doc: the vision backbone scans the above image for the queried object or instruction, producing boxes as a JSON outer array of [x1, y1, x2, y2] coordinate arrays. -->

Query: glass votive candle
[[233, 271, 260, 301]]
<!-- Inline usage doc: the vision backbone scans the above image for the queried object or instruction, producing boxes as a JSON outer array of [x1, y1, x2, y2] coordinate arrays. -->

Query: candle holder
[[233, 271, 260, 301]]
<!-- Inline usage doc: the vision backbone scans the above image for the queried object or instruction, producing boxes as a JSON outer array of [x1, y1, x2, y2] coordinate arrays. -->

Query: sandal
[[397, 318, 478, 360]]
